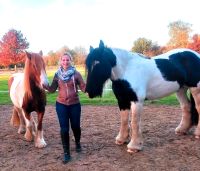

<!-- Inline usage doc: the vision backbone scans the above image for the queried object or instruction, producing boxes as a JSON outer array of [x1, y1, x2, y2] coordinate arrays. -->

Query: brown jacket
[[47, 71, 86, 105]]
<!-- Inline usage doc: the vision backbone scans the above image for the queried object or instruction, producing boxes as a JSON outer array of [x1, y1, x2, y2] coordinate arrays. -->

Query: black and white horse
[[85, 40, 200, 153]]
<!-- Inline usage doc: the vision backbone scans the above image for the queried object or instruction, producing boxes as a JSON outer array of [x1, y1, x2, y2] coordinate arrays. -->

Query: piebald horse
[[8, 51, 49, 148], [85, 40, 200, 153]]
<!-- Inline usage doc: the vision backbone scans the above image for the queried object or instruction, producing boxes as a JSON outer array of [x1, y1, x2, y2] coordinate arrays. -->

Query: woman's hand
[[42, 83, 49, 90]]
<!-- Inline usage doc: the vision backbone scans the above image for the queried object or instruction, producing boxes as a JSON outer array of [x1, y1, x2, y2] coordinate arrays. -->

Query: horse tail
[[190, 93, 199, 125]]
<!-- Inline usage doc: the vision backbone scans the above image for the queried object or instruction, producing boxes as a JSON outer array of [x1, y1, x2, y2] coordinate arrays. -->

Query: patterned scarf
[[56, 66, 76, 83]]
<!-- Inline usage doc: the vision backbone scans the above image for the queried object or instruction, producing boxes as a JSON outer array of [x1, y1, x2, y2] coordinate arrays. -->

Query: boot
[[60, 132, 71, 164], [75, 142, 82, 153], [73, 128, 82, 153]]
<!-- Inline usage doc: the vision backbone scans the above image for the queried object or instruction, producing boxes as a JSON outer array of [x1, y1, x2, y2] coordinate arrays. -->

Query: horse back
[[154, 50, 200, 87]]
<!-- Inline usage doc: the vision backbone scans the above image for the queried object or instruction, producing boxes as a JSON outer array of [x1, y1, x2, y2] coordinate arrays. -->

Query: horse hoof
[[115, 140, 125, 145], [35, 139, 47, 148], [35, 142, 47, 148], [176, 132, 187, 135], [18, 127, 26, 134], [24, 136, 33, 142], [175, 129, 187, 135], [127, 148, 140, 154]]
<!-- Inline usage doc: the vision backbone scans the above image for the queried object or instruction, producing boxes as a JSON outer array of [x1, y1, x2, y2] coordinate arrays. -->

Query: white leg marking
[[127, 102, 143, 153], [115, 109, 129, 145], [17, 108, 26, 134], [175, 88, 191, 135], [35, 130, 47, 148], [22, 111, 33, 142], [30, 115, 37, 137]]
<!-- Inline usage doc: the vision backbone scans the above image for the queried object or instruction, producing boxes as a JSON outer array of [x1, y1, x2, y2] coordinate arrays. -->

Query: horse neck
[[111, 48, 144, 80]]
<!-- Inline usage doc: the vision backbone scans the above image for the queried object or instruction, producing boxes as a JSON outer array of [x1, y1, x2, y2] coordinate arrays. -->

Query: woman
[[44, 52, 86, 163]]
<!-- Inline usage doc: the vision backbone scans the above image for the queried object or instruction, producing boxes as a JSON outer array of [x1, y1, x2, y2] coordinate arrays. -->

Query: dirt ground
[[1, 104, 200, 171]]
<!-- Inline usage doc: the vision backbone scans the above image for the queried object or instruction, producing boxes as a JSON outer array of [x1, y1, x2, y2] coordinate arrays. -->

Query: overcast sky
[[0, 0, 199, 55]]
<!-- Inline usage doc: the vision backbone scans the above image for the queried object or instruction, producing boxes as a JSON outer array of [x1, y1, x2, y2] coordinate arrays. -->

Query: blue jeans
[[56, 102, 81, 134]]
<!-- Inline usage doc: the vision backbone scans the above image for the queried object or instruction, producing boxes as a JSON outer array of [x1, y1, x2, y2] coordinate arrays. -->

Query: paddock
[[1, 104, 200, 170]]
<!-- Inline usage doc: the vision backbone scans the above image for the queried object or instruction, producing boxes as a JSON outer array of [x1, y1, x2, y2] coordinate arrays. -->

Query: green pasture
[[0, 68, 179, 106]]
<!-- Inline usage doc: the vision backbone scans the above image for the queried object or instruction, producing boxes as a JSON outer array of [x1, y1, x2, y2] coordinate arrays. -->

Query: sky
[[0, 0, 200, 55]]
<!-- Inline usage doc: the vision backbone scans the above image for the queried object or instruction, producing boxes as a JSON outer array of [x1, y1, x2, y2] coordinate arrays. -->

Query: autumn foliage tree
[[187, 34, 200, 53], [0, 29, 29, 68], [166, 20, 192, 50], [73, 46, 87, 65], [44, 46, 87, 67]]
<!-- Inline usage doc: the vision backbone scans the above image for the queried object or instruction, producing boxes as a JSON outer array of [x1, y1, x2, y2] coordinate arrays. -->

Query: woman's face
[[61, 55, 71, 70]]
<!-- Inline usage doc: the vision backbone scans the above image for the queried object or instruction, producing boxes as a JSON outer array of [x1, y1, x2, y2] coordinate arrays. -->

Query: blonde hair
[[63, 52, 72, 60], [59, 52, 73, 66]]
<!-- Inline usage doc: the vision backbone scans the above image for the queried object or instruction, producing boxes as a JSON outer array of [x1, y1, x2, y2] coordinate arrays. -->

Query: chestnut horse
[[85, 40, 200, 154], [8, 51, 49, 148]]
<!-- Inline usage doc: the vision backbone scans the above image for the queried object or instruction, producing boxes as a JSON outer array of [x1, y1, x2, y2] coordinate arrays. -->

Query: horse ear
[[25, 51, 31, 60], [90, 46, 94, 53], [39, 50, 43, 56], [99, 40, 104, 50]]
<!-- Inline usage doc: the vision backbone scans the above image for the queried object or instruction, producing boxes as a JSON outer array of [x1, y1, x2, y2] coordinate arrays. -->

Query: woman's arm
[[76, 72, 86, 93], [43, 74, 58, 93]]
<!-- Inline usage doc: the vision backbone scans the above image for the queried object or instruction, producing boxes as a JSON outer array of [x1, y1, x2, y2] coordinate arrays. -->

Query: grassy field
[[0, 68, 179, 106]]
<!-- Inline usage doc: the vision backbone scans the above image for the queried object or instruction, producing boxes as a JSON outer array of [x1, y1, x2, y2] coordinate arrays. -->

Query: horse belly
[[10, 74, 25, 108], [146, 80, 180, 100]]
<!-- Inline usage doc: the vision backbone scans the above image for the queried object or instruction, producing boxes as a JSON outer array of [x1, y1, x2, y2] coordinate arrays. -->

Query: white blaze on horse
[[85, 40, 200, 154], [8, 51, 49, 148]]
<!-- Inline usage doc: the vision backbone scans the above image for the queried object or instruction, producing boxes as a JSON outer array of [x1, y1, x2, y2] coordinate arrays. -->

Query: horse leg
[[10, 106, 26, 134], [115, 109, 129, 145], [189, 87, 200, 138], [17, 109, 26, 134], [10, 106, 20, 126], [10, 107, 26, 134], [127, 102, 143, 153], [35, 112, 47, 148], [30, 114, 37, 137], [22, 111, 34, 142], [175, 88, 191, 135]]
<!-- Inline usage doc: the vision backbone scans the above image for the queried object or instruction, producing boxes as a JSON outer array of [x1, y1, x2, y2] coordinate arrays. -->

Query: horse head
[[85, 40, 116, 98], [24, 51, 49, 98]]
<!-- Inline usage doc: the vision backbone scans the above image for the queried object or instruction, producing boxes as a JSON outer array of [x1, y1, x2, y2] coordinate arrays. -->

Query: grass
[[0, 68, 179, 106]]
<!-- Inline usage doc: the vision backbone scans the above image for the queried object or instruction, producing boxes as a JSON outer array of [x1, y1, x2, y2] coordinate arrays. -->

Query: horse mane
[[112, 48, 150, 60], [137, 53, 151, 59], [24, 52, 42, 99], [24, 57, 33, 99]]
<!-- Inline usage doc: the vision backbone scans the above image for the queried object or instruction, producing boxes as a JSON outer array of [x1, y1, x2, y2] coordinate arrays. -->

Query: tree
[[132, 37, 153, 54], [46, 51, 59, 66], [187, 34, 200, 53], [144, 44, 163, 57], [167, 20, 192, 50], [73, 46, 87, 66], [56, 46, 70, 59], [131, 37, 162, 57], [0, 29, 29, 69]]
